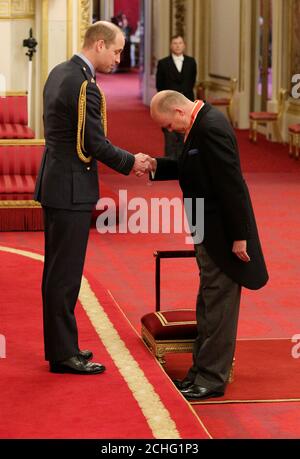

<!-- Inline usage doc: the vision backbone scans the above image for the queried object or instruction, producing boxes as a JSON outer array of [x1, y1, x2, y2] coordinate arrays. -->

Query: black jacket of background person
[[34, 55, 135, 210], [152, 103, 269, 290], [156, 55, 197, 101]]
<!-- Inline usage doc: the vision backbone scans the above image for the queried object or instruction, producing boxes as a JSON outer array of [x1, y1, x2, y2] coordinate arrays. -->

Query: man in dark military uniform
[[34, 21, 150, 374]]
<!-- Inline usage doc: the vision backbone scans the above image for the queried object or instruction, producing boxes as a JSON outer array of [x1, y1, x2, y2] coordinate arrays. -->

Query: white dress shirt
[[172, 54, 184, 73]]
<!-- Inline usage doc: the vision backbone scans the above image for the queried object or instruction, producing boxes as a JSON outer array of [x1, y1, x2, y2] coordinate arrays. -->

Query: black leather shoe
[[180, 384, 224, 400], [50, 355, 105, 375], [79, 349, 93, 361], [173, 378, 194, 390]]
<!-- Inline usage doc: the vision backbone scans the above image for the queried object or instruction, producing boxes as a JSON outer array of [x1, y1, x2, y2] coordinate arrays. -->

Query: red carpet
[[193, 401, 300, 439], [1, 72, 300, 438], [0, 247, 209, 439], [164, 339, 300, 403], [97, 72, 164, 168], [97, 72, 300, 174]]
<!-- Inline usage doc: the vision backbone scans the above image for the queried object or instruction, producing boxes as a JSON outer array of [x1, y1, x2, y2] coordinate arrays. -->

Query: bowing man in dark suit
[[156, 36, 197, 159], [149, 90, 268, 400], [34, 21, 151, 375]]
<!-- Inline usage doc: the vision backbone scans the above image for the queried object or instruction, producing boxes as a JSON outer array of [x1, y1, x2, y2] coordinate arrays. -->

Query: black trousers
[[42, 207, 92, 362], [187, 244, 241, 391]]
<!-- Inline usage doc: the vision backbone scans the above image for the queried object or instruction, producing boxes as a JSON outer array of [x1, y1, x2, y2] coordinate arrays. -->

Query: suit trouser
[[162, 128, 184, 159], [187, 243, 241, 391], [42, 206, 92, 362]]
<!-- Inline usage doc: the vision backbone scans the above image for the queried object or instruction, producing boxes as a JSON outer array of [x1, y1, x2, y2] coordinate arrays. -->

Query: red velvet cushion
[[0, 175, 37, 194], [249, 112, 278, 120], [141, 310, 197, 340], [0, 144, 44, 175], [0, 96, 28, 124], [288, 124, 300, 133], [0, 193, 36, 201], [0, 124, 35, 139], [208, 97, 230, 106]]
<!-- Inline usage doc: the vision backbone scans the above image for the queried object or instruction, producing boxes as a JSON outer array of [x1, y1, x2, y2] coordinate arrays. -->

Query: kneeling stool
[[141, 250, 235, 383]]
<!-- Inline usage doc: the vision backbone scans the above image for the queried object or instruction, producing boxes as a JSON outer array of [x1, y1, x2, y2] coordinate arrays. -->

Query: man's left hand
[[232, 240, 250, 262]]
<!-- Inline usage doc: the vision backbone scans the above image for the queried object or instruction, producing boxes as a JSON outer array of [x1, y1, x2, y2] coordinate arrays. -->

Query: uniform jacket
[[34, 55, 135, 210], [156, 55, 197, 101], [153, 103, 269, 290]]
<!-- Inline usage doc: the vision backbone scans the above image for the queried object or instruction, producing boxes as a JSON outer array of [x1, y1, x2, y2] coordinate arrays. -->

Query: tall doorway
[[92, 0, 141, 70], [250, 0, 273, 111]]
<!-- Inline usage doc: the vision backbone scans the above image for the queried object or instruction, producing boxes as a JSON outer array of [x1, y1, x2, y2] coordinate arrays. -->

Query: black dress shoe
[[180, 384, 224, 400], [50, 355, 105, 375], [79, 349, 93, 361], [173, 378, 194, 390]]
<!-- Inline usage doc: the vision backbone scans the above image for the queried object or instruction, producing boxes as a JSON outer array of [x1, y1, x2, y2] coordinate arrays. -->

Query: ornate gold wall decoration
[[287, 99, 300, 116], [239, 0, 246, 92], [0, 0, 35, 18], [0, 1, 10, 17], [291, 0, 300, 76], [67, 0, 73, 59], [41, 0, 48, 86], [78, 0, 91, 50], [172, 0, 186, 38]]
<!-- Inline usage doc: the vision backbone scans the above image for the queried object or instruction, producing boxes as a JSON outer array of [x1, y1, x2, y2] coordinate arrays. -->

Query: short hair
[[155, 90, 189, 113], [170, 34, 185, 42], [83, 21, 123, 48]]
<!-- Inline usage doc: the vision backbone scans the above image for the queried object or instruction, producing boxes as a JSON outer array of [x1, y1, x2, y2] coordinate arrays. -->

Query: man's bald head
[[150, 90, 195, 134], [150, 90, 190, 118]]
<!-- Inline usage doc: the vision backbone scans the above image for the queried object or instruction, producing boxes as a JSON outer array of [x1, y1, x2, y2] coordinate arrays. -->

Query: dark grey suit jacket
[[153, 103, 269, 290], [34, 55, 135, 210]]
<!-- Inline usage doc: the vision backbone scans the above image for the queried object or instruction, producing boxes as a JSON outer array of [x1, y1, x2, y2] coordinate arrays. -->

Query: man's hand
[[133, 153, 156, 177], [232, 240, 250, 262]]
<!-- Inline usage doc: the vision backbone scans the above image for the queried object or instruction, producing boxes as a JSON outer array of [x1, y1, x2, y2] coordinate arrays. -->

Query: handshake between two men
[[133, 153, 157, 177]]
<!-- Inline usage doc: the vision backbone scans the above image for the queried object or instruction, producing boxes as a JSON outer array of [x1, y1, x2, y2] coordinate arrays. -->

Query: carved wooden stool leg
[[228, 358, 235, 383], [227, 104, 233, 125], [156, 349, 166, 367], [295, 134, 299, 160], [273, 121, 282, 143], [253, 121, 258, 142], [289, 133, 293, 157]]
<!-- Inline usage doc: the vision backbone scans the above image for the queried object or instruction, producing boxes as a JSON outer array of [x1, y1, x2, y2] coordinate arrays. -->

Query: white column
[[27, 60, 33, 126], [142, 0, 171, 105], [267, 0, 286, 140], [142, 0, 153, 105], [34, 0, 43, 137], [102, 0, 114, 21], [235, 0, 252, 128], [48, 0, 67, 72]]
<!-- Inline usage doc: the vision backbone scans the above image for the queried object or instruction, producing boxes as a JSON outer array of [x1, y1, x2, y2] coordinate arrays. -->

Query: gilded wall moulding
[[173, 0, 186, 38], [0, 0, 35, 18], [287, 99, 300, 116], [291, 0, 300, 76], [78, 0, 91, 49]]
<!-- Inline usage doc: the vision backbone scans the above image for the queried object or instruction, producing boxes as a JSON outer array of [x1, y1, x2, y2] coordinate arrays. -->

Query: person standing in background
[[156, 35, 197, 159]]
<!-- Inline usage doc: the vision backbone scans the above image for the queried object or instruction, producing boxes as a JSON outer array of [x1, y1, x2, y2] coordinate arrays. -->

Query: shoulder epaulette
[[82, 66, 107, 136]]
